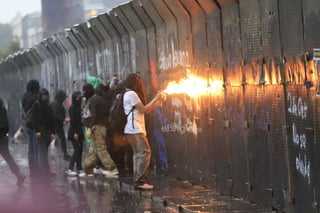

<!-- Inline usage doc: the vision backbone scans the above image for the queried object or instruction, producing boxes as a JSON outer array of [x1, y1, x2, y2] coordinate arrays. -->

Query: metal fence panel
[[222, 4, 242, 86], [302, 0, 320, 52], [285, 85, 315, 212], [260, 0, 281, 57], [278, 0, 304, 56], [240, 0, 261, 62]]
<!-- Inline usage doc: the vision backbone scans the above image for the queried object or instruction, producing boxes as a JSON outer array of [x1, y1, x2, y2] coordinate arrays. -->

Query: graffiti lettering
[[158, 50, 189, 71], [287, 93, 307, 119], [161, 123, 202, 135], [292, 123, 306, 149], [295, 153, 311, 184]]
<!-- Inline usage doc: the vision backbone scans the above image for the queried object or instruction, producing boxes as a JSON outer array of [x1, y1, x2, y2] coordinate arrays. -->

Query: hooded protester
[[79, 84, 118, 178], [66, 91, 84, 176], [51, 90, 70, 160], [81, 83, 95, 127], [21, 79, 40, 177], [33, 88, 56, 178], [0, 98, 25, 185]]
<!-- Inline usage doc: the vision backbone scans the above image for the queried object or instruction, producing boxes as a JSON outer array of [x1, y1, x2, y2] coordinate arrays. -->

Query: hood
[[26, 79, 40, 93], [39, 88, 49, 104], [71, 91, 82, 105], [82, 83, 94, 99], [54, 90, 67, 103]]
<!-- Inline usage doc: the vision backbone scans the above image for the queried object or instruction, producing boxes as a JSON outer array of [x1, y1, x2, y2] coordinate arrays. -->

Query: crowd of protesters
[[0, 73, 167, 190]]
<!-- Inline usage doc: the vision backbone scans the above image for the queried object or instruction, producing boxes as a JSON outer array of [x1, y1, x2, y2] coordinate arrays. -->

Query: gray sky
[[0, 0, 41, 24]]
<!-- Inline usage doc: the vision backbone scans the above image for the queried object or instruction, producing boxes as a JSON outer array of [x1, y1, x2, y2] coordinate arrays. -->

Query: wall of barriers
[[1, 0, 320, 211]]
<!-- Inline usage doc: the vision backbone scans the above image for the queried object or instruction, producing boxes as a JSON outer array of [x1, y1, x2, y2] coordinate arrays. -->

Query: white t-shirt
[[123, 90, 146, 135]]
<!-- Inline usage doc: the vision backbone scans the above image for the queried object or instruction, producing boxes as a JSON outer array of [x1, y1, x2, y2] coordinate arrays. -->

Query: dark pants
[[69, 138, 83, 171], [26, 127, 38, 176], [55, 126, 68, 156], [0, 135, 20, 176], [37, 131, 51, 176]]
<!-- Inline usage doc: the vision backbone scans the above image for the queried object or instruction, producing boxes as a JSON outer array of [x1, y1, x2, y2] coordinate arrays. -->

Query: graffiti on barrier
[[288, 92, 310, 184], [287, 92, 307, 119]]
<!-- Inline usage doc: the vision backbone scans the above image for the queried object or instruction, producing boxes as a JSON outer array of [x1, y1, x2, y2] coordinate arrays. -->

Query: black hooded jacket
[[33, 88, 55, 134], [51, 90, 67, 130], [21, 80, 40, 129], [68, 91, 84, 141], [0, 99, 9, 138]]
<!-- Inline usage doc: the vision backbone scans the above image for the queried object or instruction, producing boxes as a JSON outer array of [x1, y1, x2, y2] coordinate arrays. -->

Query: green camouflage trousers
[[83, 125, 116, 173]]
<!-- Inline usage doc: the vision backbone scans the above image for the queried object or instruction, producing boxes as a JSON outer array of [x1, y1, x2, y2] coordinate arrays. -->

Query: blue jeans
[[26, 127, 38, 175]]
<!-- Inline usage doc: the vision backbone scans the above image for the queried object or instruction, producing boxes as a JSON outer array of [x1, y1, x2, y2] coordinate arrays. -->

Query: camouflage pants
[[83, 125, 116, 173]]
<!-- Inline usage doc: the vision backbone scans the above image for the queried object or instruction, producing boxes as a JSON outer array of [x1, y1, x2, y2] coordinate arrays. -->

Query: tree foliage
[[0, 39, 21, 60], [0, 23, 21, 60]]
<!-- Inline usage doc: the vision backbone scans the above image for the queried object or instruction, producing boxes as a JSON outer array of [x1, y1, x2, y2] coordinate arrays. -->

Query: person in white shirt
[[123, 73, 165, 190]]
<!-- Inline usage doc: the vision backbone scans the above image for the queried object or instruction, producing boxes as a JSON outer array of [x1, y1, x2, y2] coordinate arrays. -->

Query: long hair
[[125, 73, 147, 105]]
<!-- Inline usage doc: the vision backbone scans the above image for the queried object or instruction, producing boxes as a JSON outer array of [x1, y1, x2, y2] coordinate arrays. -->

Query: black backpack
[[109, 89, 134, 134]]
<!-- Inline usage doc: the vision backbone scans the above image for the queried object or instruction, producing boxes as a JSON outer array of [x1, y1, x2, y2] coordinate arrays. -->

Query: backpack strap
[[124, 89, 135, 128]]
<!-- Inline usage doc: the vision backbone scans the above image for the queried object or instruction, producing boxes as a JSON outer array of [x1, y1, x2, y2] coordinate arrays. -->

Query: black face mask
[[41, 94, 49, 102]]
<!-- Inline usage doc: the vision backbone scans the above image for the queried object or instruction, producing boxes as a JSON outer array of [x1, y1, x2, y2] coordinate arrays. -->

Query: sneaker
[[137, 183, 154, 190], [79, 172, 94, 178], [78, 170, 85, 176], [102, 168, 119, 179], [93, 168, 103, 175], [66, 169, 77, 176]]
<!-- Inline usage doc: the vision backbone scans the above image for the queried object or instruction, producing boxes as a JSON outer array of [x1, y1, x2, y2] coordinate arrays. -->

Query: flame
[[163, 72, 223, 97]]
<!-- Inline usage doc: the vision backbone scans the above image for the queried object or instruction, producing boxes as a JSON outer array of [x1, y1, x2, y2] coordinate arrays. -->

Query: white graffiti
[[287, 93, 307, 119], [292, 122, 310, 184], [295, 153, 311, 184], [292, 123, 306, 149], [158, 50, 189, 71], [161, 122, 202, 135]]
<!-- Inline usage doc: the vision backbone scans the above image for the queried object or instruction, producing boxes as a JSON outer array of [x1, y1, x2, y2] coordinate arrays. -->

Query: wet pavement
[[0, 140, 274, 213]]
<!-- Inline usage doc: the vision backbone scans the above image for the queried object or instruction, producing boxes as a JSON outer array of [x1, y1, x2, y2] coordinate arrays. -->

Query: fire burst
[[163, 72, 223, 97]]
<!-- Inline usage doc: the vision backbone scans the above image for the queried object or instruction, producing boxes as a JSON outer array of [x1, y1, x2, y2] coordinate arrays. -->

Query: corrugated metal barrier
[[1, 0, 320, 211]]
